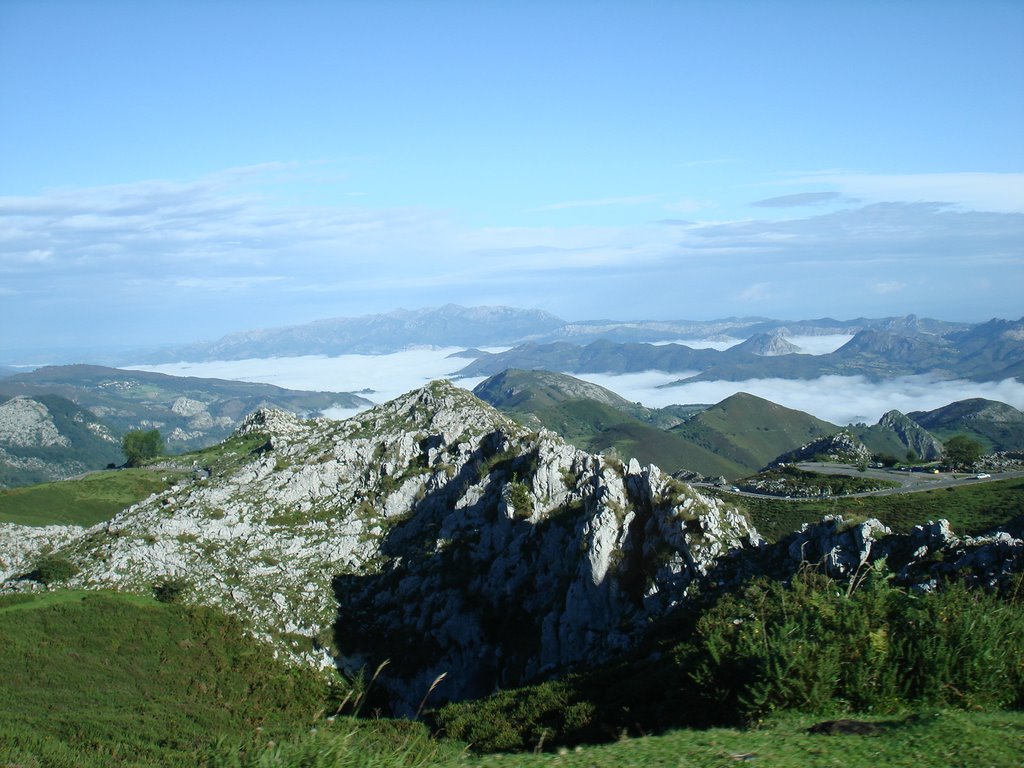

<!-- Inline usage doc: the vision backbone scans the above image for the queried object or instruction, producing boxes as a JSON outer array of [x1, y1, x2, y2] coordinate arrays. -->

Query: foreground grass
[[206, 710, 1024, 768], [459, 710, 1024, 768], [0, 468, 182, 527], [731, 476, 1024, 542], [1, 589, 1021, 767], [0, 590, 327, 767]]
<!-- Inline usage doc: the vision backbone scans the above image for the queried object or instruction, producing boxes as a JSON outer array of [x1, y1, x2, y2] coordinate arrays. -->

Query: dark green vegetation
[[943, 434, 984, 468], [728, 476, 1024, 543], [207, 710, 1024, 767], [4, 581, 1022, 767], [436, 571, 1024, 754], [0, 591, 329, 767], [0, 467, 182, 526], [0, 393, 124, 488], [121, 427, 164, 466]]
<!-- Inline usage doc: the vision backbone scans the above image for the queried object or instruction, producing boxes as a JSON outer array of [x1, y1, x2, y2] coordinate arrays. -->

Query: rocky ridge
[[774, 430, 873, 466], [0, 381, 761, 711], [877, 409, 944, 460]]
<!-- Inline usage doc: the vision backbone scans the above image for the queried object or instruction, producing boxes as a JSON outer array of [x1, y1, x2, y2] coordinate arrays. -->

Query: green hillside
[[669, 392, 837, 474], [473, 370, 743, 477], [722, 476, 1024, 543], [0, 468, 182, 527], [908, 398, 1024, 453]]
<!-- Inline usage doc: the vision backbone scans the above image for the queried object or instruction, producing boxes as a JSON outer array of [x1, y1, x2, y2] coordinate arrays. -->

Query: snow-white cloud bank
[[128, 350, 1024, 428]]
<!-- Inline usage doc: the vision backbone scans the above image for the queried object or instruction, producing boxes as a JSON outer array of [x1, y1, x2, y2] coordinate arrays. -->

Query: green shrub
[[30, 554, 79, 586], [684, 569, 1024, 722], [153, 577, 190, 603]]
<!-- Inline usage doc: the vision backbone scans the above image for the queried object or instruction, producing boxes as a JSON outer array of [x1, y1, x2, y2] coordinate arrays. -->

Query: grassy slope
[[0, 468, 183, 526], [456, 711, 1024, 768], [0, 590, 327, 767], [533, 399, 746, 478], [204, 710, 1024, 768], [726, 476, 1024, 543], [0, 432, 270, 527], [670, 393, 836, 474]]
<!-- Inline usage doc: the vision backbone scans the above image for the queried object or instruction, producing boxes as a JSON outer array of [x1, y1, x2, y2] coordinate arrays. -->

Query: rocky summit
[[0, 381, 762, 711], [1, 380, 1019, 716]]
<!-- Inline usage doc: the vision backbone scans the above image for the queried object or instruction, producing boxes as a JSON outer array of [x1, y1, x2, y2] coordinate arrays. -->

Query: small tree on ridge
[[122, 428, 163, 467]]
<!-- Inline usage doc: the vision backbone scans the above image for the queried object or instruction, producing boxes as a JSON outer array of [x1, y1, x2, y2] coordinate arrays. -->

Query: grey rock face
[[769, 515, 1023, 592], [0, 380, 762, 712], [0, 397, 69, 448], [878, 410, 944, 460], [776, 430, 872, 465]]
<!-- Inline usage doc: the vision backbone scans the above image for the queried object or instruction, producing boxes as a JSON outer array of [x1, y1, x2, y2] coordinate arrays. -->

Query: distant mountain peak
[[732, 331, 802, 356]]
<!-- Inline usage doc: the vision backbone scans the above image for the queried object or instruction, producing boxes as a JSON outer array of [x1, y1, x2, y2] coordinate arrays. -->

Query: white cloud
[[737, 282, 775, 301], [785, 335, 855, 355], [580, 372, 1024, 426], [4, 165, 1023, 352], [123, 353, 1024, 434], [663, 198, 712, 214], [872, 280, 905, 295], [126, 348, 490, 407]]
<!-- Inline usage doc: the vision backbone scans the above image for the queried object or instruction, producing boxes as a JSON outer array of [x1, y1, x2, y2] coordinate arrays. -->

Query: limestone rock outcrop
[[0, 381, 761, 712]]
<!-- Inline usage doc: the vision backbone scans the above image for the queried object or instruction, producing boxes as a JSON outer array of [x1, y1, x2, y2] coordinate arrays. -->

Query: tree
[[122, 428, 163, 467], [943, 435, 983, 469]]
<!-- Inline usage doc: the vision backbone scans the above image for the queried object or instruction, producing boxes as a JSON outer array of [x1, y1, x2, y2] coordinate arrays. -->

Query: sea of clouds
[[128, 339, 1024, 427]]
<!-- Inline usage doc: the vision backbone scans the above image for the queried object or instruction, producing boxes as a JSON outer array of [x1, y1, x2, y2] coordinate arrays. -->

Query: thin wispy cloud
[[530, 194, 662, 212], [3, 166, 1023, 352], [784, 171, 1024, 214], [750, 191, 841, 208], [737, 282, 776, 302], [872, 280, 905, 295]]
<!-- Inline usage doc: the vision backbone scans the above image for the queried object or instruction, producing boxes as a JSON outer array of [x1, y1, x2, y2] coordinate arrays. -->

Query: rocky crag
[[774, 430, 873, 466], [0, 381, 760, 712], [877, 409, 944, 461], [1, 381, 1020, 715]]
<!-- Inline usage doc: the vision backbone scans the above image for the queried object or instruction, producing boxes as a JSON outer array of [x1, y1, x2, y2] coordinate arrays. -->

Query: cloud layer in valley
[[130, 351, 1024, 429]]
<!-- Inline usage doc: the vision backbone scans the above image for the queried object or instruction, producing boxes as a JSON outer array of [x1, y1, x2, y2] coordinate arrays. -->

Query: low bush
[[30, 553, 79, 585]]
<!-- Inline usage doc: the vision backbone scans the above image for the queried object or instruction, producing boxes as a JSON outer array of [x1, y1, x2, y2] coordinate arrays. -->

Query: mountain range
[[4, 362, 1022, 489], [456, 317, 1024, 383], [49, 304, 1005, 369]]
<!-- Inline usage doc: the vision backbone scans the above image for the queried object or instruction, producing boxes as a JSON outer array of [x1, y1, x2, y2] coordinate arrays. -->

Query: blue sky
[[1, 0, 1023, 356]]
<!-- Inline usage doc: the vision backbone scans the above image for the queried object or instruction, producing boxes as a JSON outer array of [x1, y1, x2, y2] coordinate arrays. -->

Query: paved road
[[698, 464, 1024, 501]]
